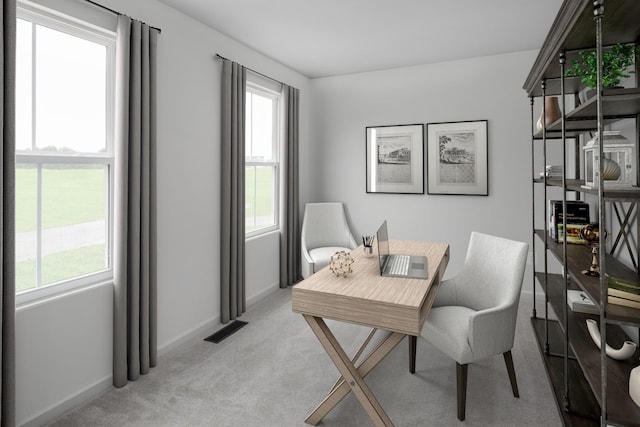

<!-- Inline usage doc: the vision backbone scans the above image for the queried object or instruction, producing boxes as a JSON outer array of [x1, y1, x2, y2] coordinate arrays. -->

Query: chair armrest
[[432, 278, 459, 307], [301, 243, 315, 279], [468, 304, 518, 360]]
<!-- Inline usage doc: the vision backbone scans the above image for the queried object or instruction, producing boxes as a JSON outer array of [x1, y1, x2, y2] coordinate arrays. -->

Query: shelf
[[533, 88, 640, 139], [532, 274, 640, 426], [535, 230, 640, 325], [532, 178, 640, 201], [531, 317, 600, 426], [535, 271, 594, 333]]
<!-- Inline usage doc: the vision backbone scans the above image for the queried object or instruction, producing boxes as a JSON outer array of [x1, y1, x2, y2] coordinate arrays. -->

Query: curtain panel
[[113, 15, 159, 388], [1, 0, 16, 424], [220, 60, 246, 324], [220, 63, 299, 311], [279, 85, 300, 288]]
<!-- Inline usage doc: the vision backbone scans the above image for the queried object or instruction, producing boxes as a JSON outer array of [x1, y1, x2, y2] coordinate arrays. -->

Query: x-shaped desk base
[[303, 314, 408, 427]]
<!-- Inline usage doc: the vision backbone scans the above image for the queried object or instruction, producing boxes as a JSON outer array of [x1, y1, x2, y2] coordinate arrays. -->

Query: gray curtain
[[113, 15, 158, 388], [220, 60, 246, 324], [1, 1, 16, 424], [279, 85, 300, 287]]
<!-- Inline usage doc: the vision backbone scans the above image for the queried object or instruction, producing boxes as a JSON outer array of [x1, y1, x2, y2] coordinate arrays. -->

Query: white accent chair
[[419, 232, 528, 421], [301, 202, 357, 279]]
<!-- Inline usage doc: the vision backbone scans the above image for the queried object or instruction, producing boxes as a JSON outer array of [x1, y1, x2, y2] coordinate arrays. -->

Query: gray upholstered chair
[[420, 232, 528, 421], [301, 202, 357, 279]]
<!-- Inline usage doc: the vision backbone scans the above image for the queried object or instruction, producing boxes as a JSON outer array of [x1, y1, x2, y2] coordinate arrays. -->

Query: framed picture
[[426, 120, 488, 195], [366, 124, 424, 194]]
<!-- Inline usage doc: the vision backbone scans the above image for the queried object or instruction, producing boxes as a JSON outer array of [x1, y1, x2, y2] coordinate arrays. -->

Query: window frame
[[245, 77, 282, 239], [15, 2, 116, 304]]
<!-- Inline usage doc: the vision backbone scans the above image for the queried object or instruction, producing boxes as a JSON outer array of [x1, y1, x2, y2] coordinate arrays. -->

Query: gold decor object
[[579, 223, 607, 277], [329, 251, 354, 278]]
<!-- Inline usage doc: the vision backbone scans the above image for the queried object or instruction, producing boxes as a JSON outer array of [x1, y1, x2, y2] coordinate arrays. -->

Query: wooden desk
[[292, 240, 449, 427]]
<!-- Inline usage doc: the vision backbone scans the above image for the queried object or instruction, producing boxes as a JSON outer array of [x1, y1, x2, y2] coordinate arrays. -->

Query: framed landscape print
[[366, 124, 424, 194], [426, 120, 488, 195]]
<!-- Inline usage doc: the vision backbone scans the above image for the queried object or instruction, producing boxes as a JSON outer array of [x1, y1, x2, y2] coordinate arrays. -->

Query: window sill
[[246, 228, 280, 242], [16, 278, 113, 311]]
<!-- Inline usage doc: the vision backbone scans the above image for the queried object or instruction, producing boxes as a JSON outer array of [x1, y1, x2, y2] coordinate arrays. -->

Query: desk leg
[[409, 335, 417, 374], [306, 328, 404, 425], [303, 315, 402, 427]]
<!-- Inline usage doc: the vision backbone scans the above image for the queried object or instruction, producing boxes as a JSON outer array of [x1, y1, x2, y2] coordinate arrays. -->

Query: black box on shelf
[[548, 200, 590, 242]]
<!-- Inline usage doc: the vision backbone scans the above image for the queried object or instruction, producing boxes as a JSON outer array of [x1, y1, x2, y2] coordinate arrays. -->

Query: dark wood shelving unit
[[526, 1, 640, 426]]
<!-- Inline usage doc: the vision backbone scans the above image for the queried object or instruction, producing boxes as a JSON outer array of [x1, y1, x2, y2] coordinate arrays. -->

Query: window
[[15, 4, 116, 300], [245, 76, 281, 237]]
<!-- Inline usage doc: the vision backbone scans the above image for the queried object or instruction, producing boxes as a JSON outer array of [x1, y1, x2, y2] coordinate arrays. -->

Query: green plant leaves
[[564, 43, 638, 89]]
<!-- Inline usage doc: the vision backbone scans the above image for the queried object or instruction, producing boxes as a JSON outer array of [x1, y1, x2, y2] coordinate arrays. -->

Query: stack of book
[[608, 276, 640, 310], [548, 200, 590, 243], [539, 165, 563, 179]]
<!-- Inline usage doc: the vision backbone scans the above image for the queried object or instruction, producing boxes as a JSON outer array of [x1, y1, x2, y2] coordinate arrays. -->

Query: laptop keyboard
[[387, 255, 410, 275]]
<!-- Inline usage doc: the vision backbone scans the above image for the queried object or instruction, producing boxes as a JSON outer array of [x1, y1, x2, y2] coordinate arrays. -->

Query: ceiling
[[158, 0, 564, 79]]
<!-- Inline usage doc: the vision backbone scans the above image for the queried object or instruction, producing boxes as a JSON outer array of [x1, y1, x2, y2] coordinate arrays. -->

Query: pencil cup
[[364, 246, 373, 257]]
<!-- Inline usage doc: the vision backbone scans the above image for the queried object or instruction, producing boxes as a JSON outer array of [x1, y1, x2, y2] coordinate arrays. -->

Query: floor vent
[[204, 320, 248, 343]]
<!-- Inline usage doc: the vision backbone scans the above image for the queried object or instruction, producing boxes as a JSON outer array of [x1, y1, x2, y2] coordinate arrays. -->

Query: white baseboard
[[158, 281, 280, 356], [247, 281, 280, 307], [20, 375, 112, 427]]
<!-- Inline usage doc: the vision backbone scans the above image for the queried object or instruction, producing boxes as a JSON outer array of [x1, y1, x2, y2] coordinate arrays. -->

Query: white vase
[[585, 319, 637, 360], [631, 365, 640, 407]]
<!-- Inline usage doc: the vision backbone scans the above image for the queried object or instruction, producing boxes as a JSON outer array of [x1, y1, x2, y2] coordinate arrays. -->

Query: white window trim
[[245, 77, 282, 239], [16, 2, 116, 306]]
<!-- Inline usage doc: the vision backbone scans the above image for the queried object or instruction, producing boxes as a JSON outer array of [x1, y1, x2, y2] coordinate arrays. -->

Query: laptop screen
[[376, 220, 390, 272]]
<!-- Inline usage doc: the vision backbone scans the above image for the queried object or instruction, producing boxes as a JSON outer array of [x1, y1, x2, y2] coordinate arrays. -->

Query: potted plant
[[565, 43, 638, 98]]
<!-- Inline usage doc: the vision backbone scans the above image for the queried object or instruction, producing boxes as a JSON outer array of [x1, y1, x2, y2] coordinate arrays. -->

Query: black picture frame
[[365, 124, 424, 194], [426, 120, 488, 196]]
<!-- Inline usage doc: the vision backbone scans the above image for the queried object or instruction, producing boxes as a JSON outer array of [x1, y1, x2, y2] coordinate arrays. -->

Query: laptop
[[375, 220, 428, 279]]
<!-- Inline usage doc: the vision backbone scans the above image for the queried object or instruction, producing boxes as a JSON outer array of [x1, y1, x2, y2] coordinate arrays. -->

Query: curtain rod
[[215, 53, 285, 87], [85, 0, 162, 33]]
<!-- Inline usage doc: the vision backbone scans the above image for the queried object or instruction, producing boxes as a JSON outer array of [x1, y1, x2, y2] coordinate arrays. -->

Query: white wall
[[15, 2, 545, 424], [16, 0, 308, 425], [309, 50, 538, 281]]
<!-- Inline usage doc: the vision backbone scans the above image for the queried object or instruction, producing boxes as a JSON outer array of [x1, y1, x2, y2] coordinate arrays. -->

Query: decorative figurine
[[580, 223, 606, 277], [329, 251, 354, 278]]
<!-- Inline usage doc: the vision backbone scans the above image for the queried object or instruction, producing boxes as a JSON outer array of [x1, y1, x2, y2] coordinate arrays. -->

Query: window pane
[[245, 165, 275, 232], [40, 164, 108, 286], [16, 164, 109, 291], [247, 92, 274, 160], [35, 25, 107, 153]]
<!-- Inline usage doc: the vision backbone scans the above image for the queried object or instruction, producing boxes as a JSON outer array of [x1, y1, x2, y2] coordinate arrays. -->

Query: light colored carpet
[[47, 288, 561, 427]]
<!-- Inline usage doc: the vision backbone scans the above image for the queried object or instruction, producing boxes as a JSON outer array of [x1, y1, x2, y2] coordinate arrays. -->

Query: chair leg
[[503, 350, 520, 398], [409, 335, 416, 374], [456, 363, 468, 421]]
